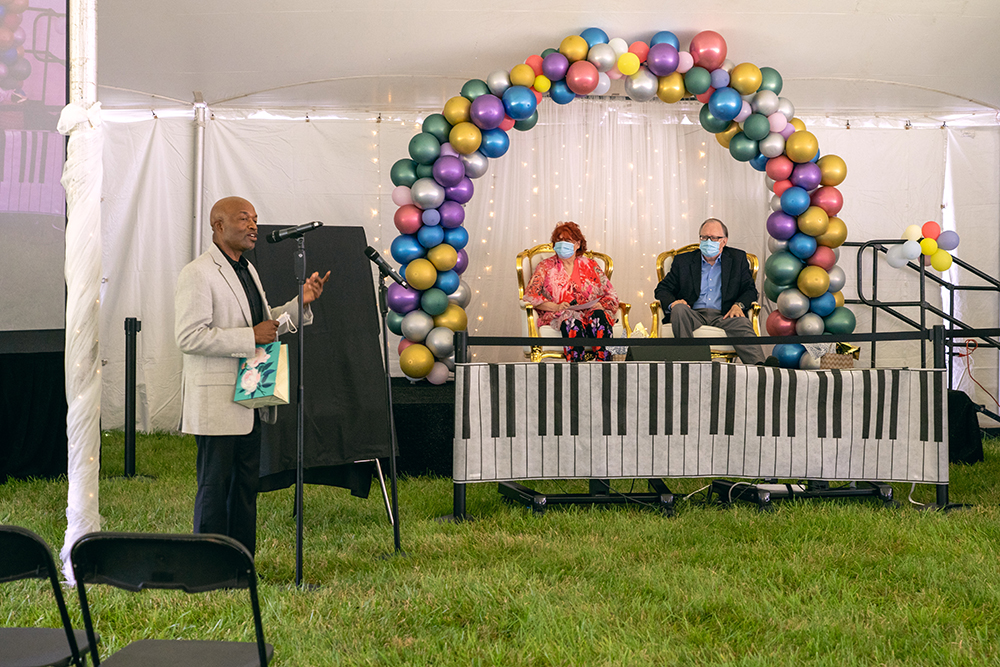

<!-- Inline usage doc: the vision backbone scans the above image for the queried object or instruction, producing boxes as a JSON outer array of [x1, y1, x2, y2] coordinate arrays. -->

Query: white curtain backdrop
[[96, 102, 1000, 431]]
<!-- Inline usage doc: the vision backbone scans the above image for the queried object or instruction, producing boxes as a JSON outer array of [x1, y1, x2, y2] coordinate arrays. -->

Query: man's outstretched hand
[[303, 270, 331, 305]]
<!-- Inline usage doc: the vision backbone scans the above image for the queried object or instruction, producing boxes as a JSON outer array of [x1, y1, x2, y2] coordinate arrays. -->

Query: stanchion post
[[123, 317, 141, 478], [932, 324, 949, 507]]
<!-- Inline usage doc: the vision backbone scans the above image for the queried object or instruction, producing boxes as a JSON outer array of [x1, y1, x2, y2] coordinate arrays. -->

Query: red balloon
[[766, 155, 794, 181], [393, 205, 423, 234], [0, 27, 13, 51], [6, 0, 28, 12], [807, 245, 837, 271], [531, 88, 542, 104], [628, 41, 650, 63], [499, 115, 515, 131], [922, 220, 940, 240], [525, 55, 543, 77], [810, 186, 843, 217], [773, 179, 793, 196], [695, 87, 714, 104], [398, 338, 415, 354], [565, 60, 599, 95], [3, 12, 22, 30], [689, 30, 727, 71], [766, 310, 797, 336]]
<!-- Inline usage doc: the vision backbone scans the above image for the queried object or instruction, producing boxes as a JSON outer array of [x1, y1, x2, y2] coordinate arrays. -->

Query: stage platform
[[392, 377, 455, 477]]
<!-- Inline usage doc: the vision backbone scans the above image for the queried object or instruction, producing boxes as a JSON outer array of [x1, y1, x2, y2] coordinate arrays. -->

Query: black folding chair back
[[0, 525, 90, 667], [71, 532, 272, 666]]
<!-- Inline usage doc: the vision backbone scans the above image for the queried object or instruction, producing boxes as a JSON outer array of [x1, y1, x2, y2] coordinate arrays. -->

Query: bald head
[[210, 196, 258, 260]]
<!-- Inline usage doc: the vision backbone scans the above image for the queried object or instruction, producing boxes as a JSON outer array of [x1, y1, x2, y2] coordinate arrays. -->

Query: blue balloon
[[580, 27, 609, 47], [787, 232, 817, 260], [434, 269, 460, 294], [390, 234, 426, 264], [811, 148, 821, 163], [549, 80, 576, 105], [0, 7, 6, 19], [0, 49, 17, 66], [810, 292, 837, 318], [710, 69, 730, 90], [502, 86, 537, 120], [421, 208, 441, 226], [707, 87, 742, 122], [773, 343, 806, 369], [443, 225, 469, 250], [650, 31, 680, 49], [749, 153, 769, 172], [780, 186, 811, 216], [417, 224, 445, 249], [479, 127, 510, 158]]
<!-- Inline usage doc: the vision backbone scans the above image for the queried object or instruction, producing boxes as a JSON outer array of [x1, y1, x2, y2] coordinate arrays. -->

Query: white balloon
[[608, 37, 629, 57], [886, 244, 908, 269], [798, 352, 822, 369], [902, 239, 922, 260], [592, 72, 612, 96], [721, 59, 735, 73]]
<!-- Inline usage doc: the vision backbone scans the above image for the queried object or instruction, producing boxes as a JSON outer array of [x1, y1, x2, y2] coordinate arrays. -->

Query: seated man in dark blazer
[[654, 218, 766, 365]]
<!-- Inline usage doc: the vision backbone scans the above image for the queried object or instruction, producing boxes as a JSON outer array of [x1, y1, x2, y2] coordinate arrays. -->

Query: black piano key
[[771, 368, 782, 437], [554, 364, 563, 437], [831, 369, 843, 439], [28, 131, 38, 183], [787, 369, 797, 437], [617, 363, 628, 436], [665, 362, 674, 436], [39, 131, 49, 184], [919, 371, 929, 442], [756, 367, 767, 437], [710, 362, 721, 435], [602, 363, 612, 436], [489, 364, 500, 438], [569, 364, 579, 436], [889, 369, 900, 440], [18, 131, 27, 182], [862, 370, 872, 439], [506, 365, 516, 438], [933, 371, 944, 443], [817, 371, 828, 438], [537, 363, 547, 437], [875, 370, 886, 440], [462, 366, 471, 440], [648, 363, 658, 436], [679, 363, 689, 436], [725, 363, 737, 436]]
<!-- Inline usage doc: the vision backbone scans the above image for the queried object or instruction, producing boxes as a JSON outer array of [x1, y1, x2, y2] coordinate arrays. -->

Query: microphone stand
[[293, 236, 307, 586], [375, 272, 404, 555]]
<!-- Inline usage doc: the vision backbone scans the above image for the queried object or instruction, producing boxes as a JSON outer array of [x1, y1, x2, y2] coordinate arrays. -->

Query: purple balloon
[[767, 211, 798, 240], [445, 177, 474, 204], [937, 230, 960, 251], [438, 200, 466, 228], [454, 248, 469, 275], [432, 155, 466, 188], [789, 162, 822, 191], [439, 142, 459, 158], [542, 52, 569, 81], [710, 68, 730, 89], [470, 94, 505, 130], [387, 282, 421, 314], [422, 208, 441, 226], [779, 124, 795, 139], [645, 43, 679, 76]]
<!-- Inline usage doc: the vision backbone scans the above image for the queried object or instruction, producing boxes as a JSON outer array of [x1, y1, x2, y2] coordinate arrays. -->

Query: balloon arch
[[387, 28, 856, 380]]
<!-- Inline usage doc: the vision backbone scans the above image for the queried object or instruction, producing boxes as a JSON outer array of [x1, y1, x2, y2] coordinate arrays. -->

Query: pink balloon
[[439, 142, 459, 158], [807, 246, 837, 271], [773, 179, 793, 197], [766, 310, 797, 336], [768, 113, 787, 133], [499, 115, 515, 131], [398, 338, 415, 354], [391, 186, 412, 207], [675, 51, 694, 74], [695, 88, 714, 104], [393, 204, 423, 234], [607, 66, 623, 80], [735, 101, 752, 123], [426, 361, 450, 385], [689, 30, 727, 71], [810, 186, 844, 217], [766, 155, 794, 181], [779, 124, 795, 139], [565, 60, 599, 95]]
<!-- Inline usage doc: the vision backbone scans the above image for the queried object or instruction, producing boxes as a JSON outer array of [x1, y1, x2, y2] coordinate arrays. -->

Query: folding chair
[[0, 524, 91, 667], [71, 532, 273, 666]]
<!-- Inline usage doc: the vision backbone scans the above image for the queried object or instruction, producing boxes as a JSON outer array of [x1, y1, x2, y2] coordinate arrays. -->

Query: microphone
[[364, 246, 407, 287], [264, 221, 324, 243]]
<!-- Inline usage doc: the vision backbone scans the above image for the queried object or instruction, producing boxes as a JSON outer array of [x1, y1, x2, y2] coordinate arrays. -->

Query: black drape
[[249, 226, 392, 496], [0, 351, 68, 483]]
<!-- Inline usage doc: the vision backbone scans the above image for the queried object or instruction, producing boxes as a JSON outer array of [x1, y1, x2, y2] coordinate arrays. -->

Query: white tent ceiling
[[97, 0, 1000, 119]]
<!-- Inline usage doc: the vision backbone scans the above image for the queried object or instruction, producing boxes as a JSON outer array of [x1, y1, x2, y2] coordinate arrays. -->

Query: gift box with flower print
[[234, 341, 289, 407]]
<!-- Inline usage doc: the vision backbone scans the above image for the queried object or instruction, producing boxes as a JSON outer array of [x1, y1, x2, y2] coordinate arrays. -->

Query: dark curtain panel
[[0, 351, 68, 483]]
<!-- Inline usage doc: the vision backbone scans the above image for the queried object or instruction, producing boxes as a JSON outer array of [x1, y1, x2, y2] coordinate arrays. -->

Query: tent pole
[[193, 97, 206, 259]]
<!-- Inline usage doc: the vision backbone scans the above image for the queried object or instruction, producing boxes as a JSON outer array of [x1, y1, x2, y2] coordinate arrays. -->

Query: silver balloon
[[624, 67, 658, 102], [777, 288, 811, 319], [410, 177, 445, 209], [460, 150, 489, 179], [486, 70, 511, 97], [721, 59, 735, 73], [401, 310, 434, 343], [592, 72, 612, 96], [751, 90, 779, 116], [587, 43, 617, 73], [448, 280, 472, 308], [795, 313, 825, 336], [441, 353, 456, 371], [798, 351, 822, 369], [770, 193, 783, 212], [832, 247, 841, 262], [777, 97, 795, 121], [764, 175, 776, 191], [828, 265, 847, 292], [885, 245, 907, 269], [758, 132, 786, 158], [424, 325, 455, 359], [768, 236, 789, 253]]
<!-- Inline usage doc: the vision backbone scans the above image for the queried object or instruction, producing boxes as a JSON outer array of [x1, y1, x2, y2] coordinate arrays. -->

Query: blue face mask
[[554, 241, 576, 259], [700, 239, 721, 258]]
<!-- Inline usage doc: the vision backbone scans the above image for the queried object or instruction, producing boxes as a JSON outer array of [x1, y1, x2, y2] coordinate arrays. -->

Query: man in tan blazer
[[175, 196, 329, 555]]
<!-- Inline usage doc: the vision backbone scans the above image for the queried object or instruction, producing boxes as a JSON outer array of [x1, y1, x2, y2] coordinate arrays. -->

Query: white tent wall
[[96, 105, 1000, 431]]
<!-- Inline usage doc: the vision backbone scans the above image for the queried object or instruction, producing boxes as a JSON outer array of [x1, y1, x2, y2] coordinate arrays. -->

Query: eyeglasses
[[699, 235, 725, 242]]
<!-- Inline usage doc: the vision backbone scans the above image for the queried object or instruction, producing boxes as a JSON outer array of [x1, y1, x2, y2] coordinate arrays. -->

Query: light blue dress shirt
[[691, 255, 722, 311]]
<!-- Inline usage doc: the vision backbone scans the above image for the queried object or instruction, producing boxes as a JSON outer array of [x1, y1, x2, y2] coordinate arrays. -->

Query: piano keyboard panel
[[454, 363, 949, 485]]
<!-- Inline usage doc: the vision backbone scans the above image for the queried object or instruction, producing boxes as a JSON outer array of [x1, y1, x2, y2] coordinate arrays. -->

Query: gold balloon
[[816, 216, 848, 248], [797, 265, 831, 298], [797, 205, 830, 237], [433, 303, 468, 332], [510, 63, 536, 87], [785, 130, 819, 163], [405, 258, 438, 290], [716, 122, 740, 149], [931, 249, 953, 271], [729, 62, 762, 95], [790, 118, 807, 132], [427, 243, 458, 271], [399, 343, 435, 378], [559, 34, 589, 62], [443, 96, 471, 125], [833, 291, 845, 308], [449, 121, 482, 155], [920, 237, 938, 256], [817, 154, 847, 187], [657, 72, 686, 103]]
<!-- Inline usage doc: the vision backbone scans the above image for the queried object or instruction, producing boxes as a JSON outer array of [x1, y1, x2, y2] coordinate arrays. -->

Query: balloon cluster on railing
[[886, 221, 959, 271], [0, 0, 31, 92], [387, 26, 858, 378]]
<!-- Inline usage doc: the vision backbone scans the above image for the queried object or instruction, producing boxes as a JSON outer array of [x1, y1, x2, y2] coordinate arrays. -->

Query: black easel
[[375, 274, 403, 555], [293, 237, 307, 586]]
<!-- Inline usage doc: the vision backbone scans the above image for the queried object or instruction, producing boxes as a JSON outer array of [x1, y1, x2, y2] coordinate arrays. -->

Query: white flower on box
[[245, 346, 271, 369], [241, 367, 262, 394]]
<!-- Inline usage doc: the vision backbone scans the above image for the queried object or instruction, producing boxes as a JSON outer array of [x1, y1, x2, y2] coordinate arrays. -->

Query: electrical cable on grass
[[908, 482, 931, 507], [955, 339, 1000, 407], [683, 484, 711, 500]]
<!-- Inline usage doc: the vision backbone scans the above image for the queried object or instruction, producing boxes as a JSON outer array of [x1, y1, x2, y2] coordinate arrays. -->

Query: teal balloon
[[387, 310, 405, 336], [514, 110, 538, 131], [420, 288, 450, 316], [763, 279, 785, 302], [541, 47, 559, 58], [415, 163, 434, 179], [823, 307, 857, 334], [422, 114, 452, 144], [461, 79, 491, 101], [390, 159, 418, 187], [684, 67, 711, 95], [699, 105, 730, 133], [409, 132, 441, 165], [728, 132, 759, 162], [764, 251, 803, 286], [773, 343, 806, 369], [759, 67, 783, 95], [742, 113, 771, 141]]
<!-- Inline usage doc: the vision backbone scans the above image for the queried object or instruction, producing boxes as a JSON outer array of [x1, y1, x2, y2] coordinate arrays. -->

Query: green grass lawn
[[2, 431, 999, 666]]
